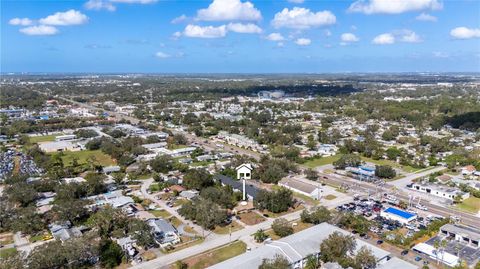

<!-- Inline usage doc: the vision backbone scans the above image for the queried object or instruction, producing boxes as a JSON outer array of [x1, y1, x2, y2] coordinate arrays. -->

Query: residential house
[[146, 218, 180, 247]]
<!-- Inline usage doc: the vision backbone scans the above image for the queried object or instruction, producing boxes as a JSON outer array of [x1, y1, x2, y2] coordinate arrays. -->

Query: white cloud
[[155, 52, 171, 58], [227, 23, 262, 33], [171, 14, 188, 24], [84, 0, 116, 11], [19, 25, 58, 36], [348, 0, 442, 14], [183, 24, 227, 38], [110, 0, 157, 3], [372, 30, 422, 44], [39, 10, 88, 26], [372, 33, 395, 44], [266, 32, 285, 41], [287, 0, 304, 3], [9, 18, 33, 26], [341, 33, 359, 42], [196, 0, 262, 21], [415, 12, 437, 22], [450, 27, 480, 39], [399, 30, 422, 42], [272, 7, 336, 29], [295, 38, 311, 46], [432, 51, 449, 58]]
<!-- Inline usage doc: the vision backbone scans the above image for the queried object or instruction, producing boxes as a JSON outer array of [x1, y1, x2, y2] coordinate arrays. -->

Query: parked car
[[376, 240, 383, 245], [415, 256, 422, 262], [401, 250, 409, 256]]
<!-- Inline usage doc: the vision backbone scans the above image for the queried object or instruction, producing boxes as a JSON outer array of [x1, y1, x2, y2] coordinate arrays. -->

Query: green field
[[183, 241, 246, 269], [29, 134, 58, 143], [360, 156, 421, 173], [0, 247, 17, 259], [55, 150, 116, 167], [303, 155, 342, 168], [456, 197, 480, 213]]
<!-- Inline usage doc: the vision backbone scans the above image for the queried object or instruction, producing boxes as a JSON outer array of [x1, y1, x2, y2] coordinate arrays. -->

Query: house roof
[[214, 174, 259, 199], [147, 218, 177, 234], [207, 223, 416, 269], [278, 178, 318, 194], [235, 163, 252, 171]]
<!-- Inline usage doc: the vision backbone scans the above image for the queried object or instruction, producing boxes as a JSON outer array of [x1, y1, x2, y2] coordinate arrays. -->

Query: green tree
[[99, 239, 124, 269], [375, 165, 396, 179], [183, 169, 213, 190], [301, 206, 332, 224], [271, 218, 293, 237], [354, 246, 377, 269], [254, 229, 268, 243], [319, 232, 356, 267], [258, 255, 290, 269], [333, 154, 362, 169], [305, 168, 319, 181], [305, 254, 320, 269]]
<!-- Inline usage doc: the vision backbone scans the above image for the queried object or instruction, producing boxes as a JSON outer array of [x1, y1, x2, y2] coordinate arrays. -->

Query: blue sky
[[2, 0, 479, 73]]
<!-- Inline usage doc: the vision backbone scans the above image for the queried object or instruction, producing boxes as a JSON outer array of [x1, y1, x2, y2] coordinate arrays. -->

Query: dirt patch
[[238, 211, 266, 225]]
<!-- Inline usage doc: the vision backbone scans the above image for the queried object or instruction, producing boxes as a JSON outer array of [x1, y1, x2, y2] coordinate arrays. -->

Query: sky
[[1, 0, 480, 73]]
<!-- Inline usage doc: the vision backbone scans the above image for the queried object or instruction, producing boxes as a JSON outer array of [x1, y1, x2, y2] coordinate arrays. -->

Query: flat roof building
[[208, 223, 418, 269], [380, 207, 417, 224]]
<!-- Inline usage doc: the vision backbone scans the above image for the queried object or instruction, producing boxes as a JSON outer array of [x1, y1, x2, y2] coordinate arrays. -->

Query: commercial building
[[208, 223, 418, 269], [440, 224, 480, 249], [217, 131, 263, 151], [408, 182, 470, 201], [380, 207, 417, 224]]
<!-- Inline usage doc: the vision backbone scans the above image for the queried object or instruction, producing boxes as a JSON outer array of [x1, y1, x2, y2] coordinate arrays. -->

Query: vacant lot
[[304, 155, 341, 168], [456, 197, 480, 213], [150, 210, 172, 219], [57, 150, 116, 167], [238, 211, 265, 225], [29, 134, 58, 143], [181, 241, 246, 269], [213, 221, 243, 234], [360, 156, 421, 173], [265, 221, 313, 240]]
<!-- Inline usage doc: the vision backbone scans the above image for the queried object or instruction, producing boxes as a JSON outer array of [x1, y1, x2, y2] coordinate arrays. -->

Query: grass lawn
[[182, 241, 247, 269], [29, 233, 46, 243], [303, 155, 342, 168], [164, 238, 204, 254], [265, 221, 313, 240], [169, 216, 183, 228], [173, 199, 189, 207], [150, 209, 172, 219], [360, 156, 421, 173], [0, 247, 17, 259], [0, 234, 14, 245], [190, 161, 214, 167], [455, 197, 480, 213], [238, 211, 265, 225], [324, 194, 337, 200], [260, 204, 305, 218], [213, 221, 243, 235], [57, 150, 116, 167], [141, 250, 157, 261], [29, 134, 58, 143], [168, 144, 188, 150]]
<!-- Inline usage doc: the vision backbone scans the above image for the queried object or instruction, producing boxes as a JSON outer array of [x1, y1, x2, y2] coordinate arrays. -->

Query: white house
[[279, 178, 321, 200], [236, 163, 253, 180]]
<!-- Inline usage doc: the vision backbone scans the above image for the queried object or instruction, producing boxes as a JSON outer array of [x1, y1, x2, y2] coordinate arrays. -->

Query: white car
[[415, 204, 428, 211]]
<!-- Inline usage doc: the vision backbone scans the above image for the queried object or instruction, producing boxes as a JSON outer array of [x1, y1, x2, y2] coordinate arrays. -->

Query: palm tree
[[304, 254, 319, 269]]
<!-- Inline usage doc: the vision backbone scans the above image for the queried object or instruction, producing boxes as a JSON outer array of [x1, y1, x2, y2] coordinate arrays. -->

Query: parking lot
[[0, 150, 43, 181]]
